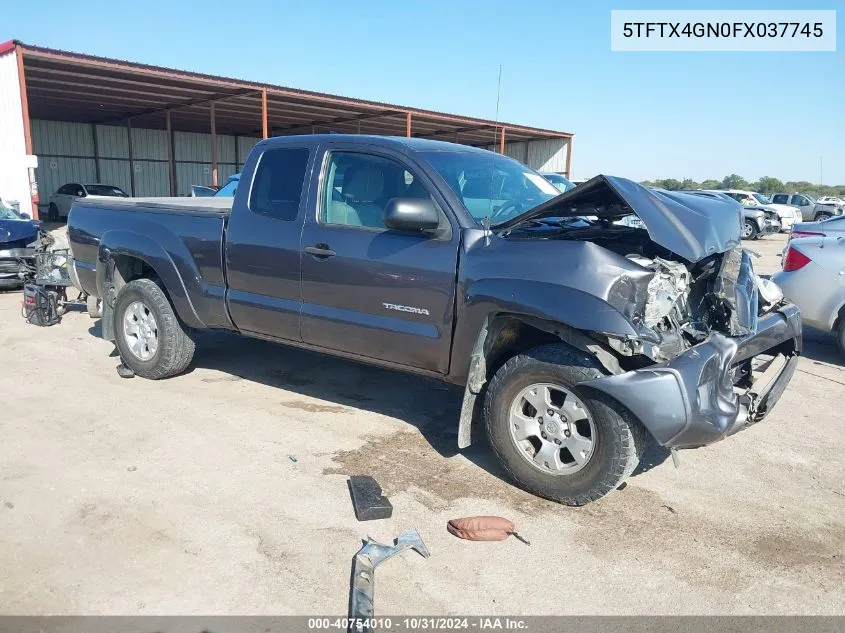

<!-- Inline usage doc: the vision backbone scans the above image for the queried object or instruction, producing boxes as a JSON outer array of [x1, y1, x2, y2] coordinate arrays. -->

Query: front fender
[[448, 278, 640, 385], [97, 230, 204, 329]]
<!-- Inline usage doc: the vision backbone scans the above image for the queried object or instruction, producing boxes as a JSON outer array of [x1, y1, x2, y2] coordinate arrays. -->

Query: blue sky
[[7, 0, 844, 182]]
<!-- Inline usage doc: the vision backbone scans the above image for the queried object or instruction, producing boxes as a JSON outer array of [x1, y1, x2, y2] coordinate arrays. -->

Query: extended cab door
[[790, 194, 813, 221], [224, 144, 313, 341], [299, 143, 459, 374]]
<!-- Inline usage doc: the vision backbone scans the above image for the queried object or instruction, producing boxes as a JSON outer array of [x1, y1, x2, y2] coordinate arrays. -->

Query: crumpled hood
[[0, 219, 38, 246], [498, 175, 742, 263]]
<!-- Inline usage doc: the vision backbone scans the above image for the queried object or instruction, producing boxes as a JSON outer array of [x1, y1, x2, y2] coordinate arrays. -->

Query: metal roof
[[10, 40, 573, 146]]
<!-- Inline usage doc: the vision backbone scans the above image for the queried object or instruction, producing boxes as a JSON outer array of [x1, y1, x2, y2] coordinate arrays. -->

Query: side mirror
[[383, 198, 439, 232], [20, 212, 31, 219]]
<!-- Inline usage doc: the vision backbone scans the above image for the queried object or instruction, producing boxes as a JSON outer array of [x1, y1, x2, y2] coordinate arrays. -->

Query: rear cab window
[[248, 148, 310, 221]]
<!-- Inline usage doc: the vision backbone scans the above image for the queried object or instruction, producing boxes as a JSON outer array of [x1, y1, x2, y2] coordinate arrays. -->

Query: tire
[[742, 220, 759, 240], [837, 319, 845, 360], [484, 344, 646, 506], [86, 294, 101, 318], [48, 203, 59, 222], [113, 278, 195, 379], [815, 212, 832, 222]]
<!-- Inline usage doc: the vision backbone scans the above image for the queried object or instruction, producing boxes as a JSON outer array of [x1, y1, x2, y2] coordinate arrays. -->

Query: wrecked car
[[0, 201, 37, 289], [66, 135, 801, 505]]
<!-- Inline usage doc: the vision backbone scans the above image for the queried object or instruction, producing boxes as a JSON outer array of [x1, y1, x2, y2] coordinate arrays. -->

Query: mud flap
[[101, 281, 116, 342]]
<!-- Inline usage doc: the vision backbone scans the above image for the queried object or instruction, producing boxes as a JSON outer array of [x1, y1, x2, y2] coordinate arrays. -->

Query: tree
[[756, 177, 784, 195], [721, 174, 749, 190], [700, 179, 721, 190], [680, 178, 699, 190]]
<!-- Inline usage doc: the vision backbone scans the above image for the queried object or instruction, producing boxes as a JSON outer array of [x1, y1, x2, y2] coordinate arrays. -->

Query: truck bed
[[67, 197, 232, 330]]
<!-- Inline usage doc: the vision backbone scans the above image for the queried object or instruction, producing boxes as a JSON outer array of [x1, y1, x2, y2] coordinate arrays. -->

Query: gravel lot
[[0, 232, 842, 615]]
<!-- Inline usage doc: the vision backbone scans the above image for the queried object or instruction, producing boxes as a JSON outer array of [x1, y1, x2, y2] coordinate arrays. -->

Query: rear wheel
[[837, 319, 845, 360], [113, 278, 195, 379], [815, 212, 832, 222], [484, 344, 646, 506], [742, 220, 759, 240]]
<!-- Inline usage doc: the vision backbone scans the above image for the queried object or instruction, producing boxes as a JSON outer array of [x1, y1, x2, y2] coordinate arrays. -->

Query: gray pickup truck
[[67, 135, 801, 505], [770, 193, 844, 222]]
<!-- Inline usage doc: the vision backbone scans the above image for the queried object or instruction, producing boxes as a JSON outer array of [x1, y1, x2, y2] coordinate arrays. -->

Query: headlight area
[[598, 247, 782, 367]]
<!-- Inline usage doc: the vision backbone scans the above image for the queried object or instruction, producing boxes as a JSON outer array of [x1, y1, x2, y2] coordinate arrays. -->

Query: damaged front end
[[590, 246, 800, 449], [498, 176, 802, 450]]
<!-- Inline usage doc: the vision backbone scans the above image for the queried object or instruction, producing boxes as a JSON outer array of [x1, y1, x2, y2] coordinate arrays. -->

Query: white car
[[710, 189, 801, 232], [48, 183, 129, 220], [817, 196, 845, 206]]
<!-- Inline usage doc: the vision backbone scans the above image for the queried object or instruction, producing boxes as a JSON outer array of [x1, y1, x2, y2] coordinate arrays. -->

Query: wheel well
[[484, 316, 560, 380], [456, 314, 622, 449], [833, 304, 845, 333], [111, 255, 160, 291]]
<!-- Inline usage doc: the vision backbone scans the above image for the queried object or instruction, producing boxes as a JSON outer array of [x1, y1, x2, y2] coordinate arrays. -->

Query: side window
[[248, 148, 309, 221], [321, 152, 433, 229], [771, 194, 787, 204], [56, 185, 69, 195], [795, 196, 809, 206]]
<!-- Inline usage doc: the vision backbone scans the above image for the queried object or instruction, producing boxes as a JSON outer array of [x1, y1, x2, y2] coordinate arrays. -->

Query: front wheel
[[48, 203, 59, 222], [113, 278, 195, 379], [742, 220, 759, 240], [837, 318, 845, 360], [484, 344, 646, 506]]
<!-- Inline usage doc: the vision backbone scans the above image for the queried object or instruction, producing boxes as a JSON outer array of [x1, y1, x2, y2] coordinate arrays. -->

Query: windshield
[[753, 193, 771, 204], [0, 206, 21, 220], [85, 185, 128, 197], [542, 173, 575, 193], [214, 177, 239, 197], [421, 151, 559, 225]]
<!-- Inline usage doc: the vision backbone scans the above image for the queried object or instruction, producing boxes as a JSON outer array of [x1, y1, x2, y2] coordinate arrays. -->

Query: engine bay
[[502, 218, 782, 364]]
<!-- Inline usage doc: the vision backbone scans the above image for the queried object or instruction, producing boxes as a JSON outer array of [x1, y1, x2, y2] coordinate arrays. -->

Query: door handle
[[305, 244, 336, 259]]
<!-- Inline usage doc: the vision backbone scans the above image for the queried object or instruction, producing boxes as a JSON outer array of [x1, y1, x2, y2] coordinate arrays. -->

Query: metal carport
[[0, 40, 573, 219]]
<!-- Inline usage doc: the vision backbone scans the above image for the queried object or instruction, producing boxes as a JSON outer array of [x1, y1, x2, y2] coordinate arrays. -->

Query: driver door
[[300, 144, 459, 374]]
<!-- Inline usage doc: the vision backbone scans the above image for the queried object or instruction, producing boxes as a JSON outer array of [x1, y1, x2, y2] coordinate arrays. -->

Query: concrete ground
[[0, 232, 842, 615]]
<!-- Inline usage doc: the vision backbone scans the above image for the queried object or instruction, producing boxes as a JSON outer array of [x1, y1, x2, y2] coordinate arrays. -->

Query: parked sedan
[[773, 235, 845, 358], [789, 216, 845, 242], [817, 196, 845, 207], [48, 183, 129, 220]]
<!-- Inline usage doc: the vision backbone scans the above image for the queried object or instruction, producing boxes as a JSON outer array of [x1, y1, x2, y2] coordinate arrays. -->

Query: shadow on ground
[[85, 324, 671, 482], [800, 327, 842, 366]]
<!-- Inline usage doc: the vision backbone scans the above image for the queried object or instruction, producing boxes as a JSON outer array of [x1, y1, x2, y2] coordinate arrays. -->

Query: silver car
[[773, 230, 845, 357], [789, 215, 845, 240]]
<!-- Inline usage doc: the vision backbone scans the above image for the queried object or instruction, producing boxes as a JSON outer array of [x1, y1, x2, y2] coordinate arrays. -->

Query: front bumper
[[583, 303, 801, 449], [778, 215, 798, 231], [760, 218, 781, 236]]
